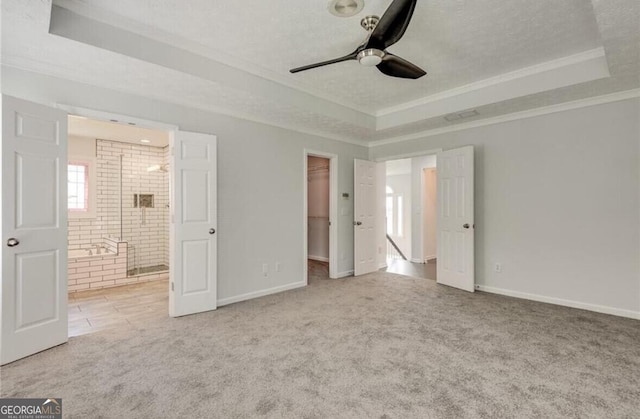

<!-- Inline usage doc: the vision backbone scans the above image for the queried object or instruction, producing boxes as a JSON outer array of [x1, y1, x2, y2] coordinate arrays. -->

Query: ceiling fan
[[290, 0, 426, 79]]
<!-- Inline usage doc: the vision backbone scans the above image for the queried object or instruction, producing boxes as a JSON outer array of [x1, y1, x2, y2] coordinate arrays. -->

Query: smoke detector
[[328, 0, 364, 17]]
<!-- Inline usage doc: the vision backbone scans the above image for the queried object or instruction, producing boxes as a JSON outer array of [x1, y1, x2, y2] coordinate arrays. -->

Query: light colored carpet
[[1, 268, 639, 418]]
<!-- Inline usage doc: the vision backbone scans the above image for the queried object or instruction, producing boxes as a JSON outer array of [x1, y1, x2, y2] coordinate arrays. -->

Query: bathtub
[[68, 247, 116, 260]]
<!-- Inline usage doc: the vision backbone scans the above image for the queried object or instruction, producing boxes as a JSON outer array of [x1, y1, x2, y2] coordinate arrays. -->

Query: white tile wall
[[68, 139, 169, 272], [68, 242, 168, 293]]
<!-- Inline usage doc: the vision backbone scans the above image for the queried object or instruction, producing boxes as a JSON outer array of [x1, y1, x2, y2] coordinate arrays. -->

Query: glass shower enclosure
[[105, 143, 170, 278]]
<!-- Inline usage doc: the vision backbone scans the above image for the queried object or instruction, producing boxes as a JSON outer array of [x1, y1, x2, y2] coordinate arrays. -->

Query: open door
[[1, 96, 68, 365], [354, 159, 378, 276], [169, 131, 217, 317], [436, 146, 475, 292]]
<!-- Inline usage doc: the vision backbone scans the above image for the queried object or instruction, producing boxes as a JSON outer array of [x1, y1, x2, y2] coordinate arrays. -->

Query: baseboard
[[425, 255, 436, 261], [308, 255, 329, 263], [475, 285, 640, 320], [410, 258, 424, 264], [378, 263, 387, 270], [336, 270, 354, 278], [217, 281, 306, 307]]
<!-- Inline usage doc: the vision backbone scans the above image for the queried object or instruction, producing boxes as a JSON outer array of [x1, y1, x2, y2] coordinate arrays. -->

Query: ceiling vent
[[328, 0, 365, 17], [444, 109, 479, 122]]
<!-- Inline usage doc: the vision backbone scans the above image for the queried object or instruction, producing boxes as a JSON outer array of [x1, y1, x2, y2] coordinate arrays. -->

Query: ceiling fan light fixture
[[328, 0, 364, 18], [357, 49, 384, 66]]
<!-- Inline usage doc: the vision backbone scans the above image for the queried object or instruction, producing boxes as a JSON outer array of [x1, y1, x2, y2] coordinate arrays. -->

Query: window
[[68, 157, 96, 218], [385, 185, 405, 237], [68, 163, 89, 211]]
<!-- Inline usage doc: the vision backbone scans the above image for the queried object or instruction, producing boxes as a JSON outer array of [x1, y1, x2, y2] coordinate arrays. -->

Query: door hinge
[[171, 282, 174, 292]]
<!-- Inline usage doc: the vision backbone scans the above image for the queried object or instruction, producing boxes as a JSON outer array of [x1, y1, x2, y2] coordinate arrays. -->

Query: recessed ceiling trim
[[54, 94, 369, 147], [376, 47, 610, 130], [370, 88, 640, 148], [51, 0, 376, 116]]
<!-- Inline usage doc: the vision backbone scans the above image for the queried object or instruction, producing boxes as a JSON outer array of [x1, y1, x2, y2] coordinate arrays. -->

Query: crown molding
[[49, 3, 376, 132], [375, 47, 610, 130], [52, 0, 376, 116], [369, 88, 640, 147], [376, 48, 607, 117], [1, 63, 369, 147]]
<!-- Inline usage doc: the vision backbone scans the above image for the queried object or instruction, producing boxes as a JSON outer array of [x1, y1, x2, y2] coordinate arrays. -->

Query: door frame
[[303, 149, 338, 282], [57, 104, 179, 311]]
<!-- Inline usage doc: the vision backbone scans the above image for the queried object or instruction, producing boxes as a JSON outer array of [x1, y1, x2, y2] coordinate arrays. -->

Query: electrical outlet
[[275, 262, 282, 272], [262, 263, 269, 277], [494, 263, 502, 273]]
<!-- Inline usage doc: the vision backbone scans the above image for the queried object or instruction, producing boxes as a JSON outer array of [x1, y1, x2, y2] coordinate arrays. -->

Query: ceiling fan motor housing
[[357, 49, 385, 66]]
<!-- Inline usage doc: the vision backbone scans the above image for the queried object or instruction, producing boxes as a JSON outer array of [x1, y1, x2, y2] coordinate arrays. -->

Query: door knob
[[209, 228, 216, 235], [463, 223, 470, 229], [354, 221, 362, 226], [7, 238, 19, 247]]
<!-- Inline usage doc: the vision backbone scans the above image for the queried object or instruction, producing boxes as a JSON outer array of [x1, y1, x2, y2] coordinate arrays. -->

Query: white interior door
[[437, 146, 475, 292], [1, 96, 68, 365], [169, 131, 217, 317], [354, 159, 378, 276]]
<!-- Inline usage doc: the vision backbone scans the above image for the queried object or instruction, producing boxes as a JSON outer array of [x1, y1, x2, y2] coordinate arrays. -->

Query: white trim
[[67, 155, 97, 219], [425, 255, 436, 261], [375, 48, 609, 130], [372, 148, 443, 162], [54, 95, 366, 147], [376, 48, 607, 117], [476, 285, 640, 320], [217, 281, 307, 307], [378, 263, 388, 270], [308, 255, 329, 263], [336, 270, 354, 278], [57, 104, 179, 131], [304, 150, 339, 281], [410, 258, 424, 264], [52, 0, 374, 116], [370, 89, 640, 147]]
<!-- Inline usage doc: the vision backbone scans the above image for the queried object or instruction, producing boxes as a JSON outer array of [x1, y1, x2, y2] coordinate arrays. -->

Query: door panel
[[2, 95, 68, 365], [170, 131, 217, 317], [436, 146, 474, 292], [354, 159, 378, 276]]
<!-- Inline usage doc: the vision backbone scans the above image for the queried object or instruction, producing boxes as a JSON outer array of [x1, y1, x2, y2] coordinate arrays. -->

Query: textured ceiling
[[61, 0, 603, 111], [1, 0, 638, 145]]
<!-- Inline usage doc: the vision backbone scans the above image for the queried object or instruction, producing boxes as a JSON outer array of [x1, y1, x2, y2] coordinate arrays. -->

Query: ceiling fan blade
[[290, 52, 358, 73], [377, 53, 426, 79], [366, 0, 417, 50]]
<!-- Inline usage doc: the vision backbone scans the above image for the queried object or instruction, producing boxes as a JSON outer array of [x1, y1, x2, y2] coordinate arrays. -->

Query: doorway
[[381, 154, 437, 280], [66, 116, 171, 336], [1, 96, 219, 365], [304, 150, 338, 283]]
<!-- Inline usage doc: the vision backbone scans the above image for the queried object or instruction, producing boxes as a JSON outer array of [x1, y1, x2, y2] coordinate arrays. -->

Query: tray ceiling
[[1, 0, 638, 145]]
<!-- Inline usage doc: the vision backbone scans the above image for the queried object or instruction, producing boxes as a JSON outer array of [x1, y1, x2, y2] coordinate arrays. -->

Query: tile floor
[[68, 279, 169, 337]]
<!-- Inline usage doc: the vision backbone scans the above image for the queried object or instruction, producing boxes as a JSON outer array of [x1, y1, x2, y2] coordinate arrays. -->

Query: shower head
[[147, 164, 168, 173]]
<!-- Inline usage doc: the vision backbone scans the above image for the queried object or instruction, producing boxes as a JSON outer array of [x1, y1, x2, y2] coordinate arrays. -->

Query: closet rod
[[308, 165, 329, 173]]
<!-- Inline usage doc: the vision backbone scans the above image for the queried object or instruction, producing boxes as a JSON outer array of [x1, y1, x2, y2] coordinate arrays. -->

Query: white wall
[[385, 174, 412, 257], [3, 67, 369, 303], [410, 155, 436, 262], [423, 168, 437, 260], [371, 98, 640, 317], [307, 156, 329, 261]]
